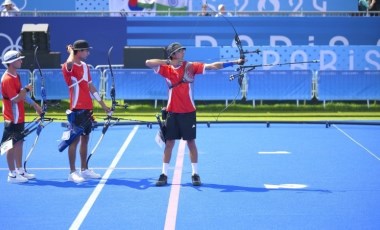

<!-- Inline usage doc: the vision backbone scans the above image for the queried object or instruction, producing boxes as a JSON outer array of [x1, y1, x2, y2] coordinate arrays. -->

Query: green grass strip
[[21, 100, 380, 122]]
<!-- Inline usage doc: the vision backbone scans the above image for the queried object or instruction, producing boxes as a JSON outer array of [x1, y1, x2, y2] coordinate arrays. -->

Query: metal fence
[[13, 11, 380, 17], [2, 68, 379, 108]]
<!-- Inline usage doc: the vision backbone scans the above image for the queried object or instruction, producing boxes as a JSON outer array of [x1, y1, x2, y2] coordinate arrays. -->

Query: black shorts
[[165, 111, 196, 140], [1, 122, 25, 145], [72, 109, 93, 136]]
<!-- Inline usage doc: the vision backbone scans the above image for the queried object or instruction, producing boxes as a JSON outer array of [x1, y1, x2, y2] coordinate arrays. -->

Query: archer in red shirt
[[62, 40, 110, 183], [146, 42, 244, 187]]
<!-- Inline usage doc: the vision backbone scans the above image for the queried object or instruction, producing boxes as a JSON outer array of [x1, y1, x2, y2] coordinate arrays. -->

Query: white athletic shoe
[[81, 169, 101, 179], [8, 172, 28, 183], [68, 171, 85, 183], [17, 168, 36, 180]]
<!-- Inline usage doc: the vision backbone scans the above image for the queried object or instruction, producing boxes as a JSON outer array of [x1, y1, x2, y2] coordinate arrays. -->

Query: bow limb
[[34, 46, 48, 119], [86, 46, 120, 168], [107, 46, 117, 113], [106, 46, 128, 113], [23, 46, 53, 172], [205, 2, 246, 77]]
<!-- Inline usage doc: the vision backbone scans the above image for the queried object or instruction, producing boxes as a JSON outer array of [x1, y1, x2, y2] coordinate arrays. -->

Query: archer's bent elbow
[[145, 60, 153, 68]]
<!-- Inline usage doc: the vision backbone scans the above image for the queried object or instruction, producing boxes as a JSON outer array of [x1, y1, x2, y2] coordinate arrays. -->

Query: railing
[[246, 70, 313, 107], [1, 69, 379, 108], [317, 70, 380, 107], [13, 11, 380, 17]]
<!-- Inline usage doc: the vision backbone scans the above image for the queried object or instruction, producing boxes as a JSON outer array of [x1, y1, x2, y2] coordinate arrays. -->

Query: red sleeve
[[61, 63, 72, 86], [192, 62, 205, 75], [2, 75, 20, 100], [158, 64, 169, 77]]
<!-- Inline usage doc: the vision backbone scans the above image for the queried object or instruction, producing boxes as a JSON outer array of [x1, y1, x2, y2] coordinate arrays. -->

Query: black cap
[[72, 40, 92, 50], [166, 42, 186, 57]]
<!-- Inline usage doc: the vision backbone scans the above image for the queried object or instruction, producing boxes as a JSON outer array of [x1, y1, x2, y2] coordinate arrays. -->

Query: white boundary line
[[258, 151, 291, 154], [69, 125, 139, 230], [0, 167, 161, 171], [164, 140, 186, 230], [333, 124, 380, 161]]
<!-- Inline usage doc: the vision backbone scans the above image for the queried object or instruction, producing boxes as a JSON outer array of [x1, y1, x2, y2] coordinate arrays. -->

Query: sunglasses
[[6, 52, 22, 61]]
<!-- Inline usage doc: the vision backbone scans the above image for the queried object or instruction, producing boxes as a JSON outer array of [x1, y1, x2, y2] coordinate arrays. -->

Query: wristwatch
[[166, 59, 171, 65]]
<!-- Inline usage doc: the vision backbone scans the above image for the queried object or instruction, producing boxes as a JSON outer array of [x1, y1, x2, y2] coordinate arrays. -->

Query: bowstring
[[204, 1, 248, 122]]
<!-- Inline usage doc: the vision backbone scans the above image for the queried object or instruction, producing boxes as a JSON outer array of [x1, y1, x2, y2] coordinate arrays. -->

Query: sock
[[191, 163, 198, 175], [162, 163, 169, 175]]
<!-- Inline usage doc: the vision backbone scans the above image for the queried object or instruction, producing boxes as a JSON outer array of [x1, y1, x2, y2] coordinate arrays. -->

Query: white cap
[[2, 50, 24, 64], [2, 0, 13, 6]]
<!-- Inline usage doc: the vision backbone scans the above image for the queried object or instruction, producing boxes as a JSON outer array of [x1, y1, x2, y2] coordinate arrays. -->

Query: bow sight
[[229, 60, 321, 81]]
